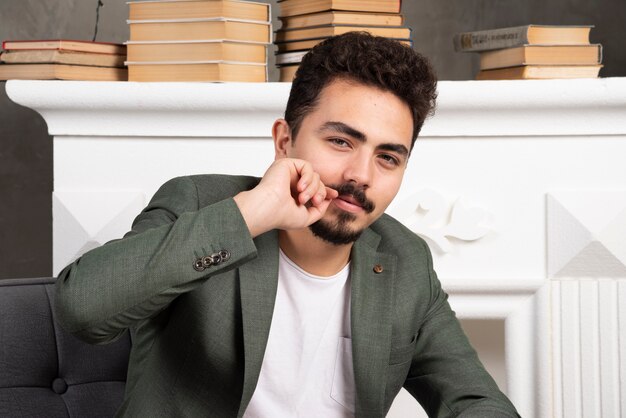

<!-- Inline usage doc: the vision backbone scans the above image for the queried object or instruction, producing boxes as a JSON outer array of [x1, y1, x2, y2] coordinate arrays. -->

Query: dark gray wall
[[1, 0, 624, 278], [403, 0, 626, 80]]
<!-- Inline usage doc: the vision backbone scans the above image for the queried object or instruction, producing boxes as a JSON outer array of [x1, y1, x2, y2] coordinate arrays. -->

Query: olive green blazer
[[55, 175, 519, 418]]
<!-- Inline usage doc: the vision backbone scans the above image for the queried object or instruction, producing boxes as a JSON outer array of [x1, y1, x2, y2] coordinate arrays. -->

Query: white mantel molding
[[446, 278, 550, 418], [6, 77, 626, 138], [444, 278, 546, 319]]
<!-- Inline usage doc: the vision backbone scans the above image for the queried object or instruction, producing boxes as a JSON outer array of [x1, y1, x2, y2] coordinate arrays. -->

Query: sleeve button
[[211, 253, 222, 265], [219, 250, 231, 261], [202, 256, 214, 268], [193, 259, 205, 272]]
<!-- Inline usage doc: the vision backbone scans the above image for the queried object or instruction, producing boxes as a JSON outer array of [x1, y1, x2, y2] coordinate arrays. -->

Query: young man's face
[[275, 78, 414, 245]]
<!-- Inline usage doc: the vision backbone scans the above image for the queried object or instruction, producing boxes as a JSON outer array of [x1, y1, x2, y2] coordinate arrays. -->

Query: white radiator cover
[[8, 78, 626, 418]]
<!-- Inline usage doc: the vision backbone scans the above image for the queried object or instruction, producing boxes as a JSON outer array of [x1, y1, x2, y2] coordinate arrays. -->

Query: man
[[55, 33, 519, 417]]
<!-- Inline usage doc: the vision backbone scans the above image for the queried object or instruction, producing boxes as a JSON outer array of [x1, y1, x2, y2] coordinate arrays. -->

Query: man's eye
[[330, 138, 349, 147], [379, 154, 400, 166]]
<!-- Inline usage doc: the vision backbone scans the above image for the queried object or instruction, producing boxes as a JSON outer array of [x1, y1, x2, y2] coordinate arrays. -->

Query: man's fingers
[[306, 198, 333, 224], [298, 172, 321, 205], [293, 159, 316, 192], [325, 186, 339, 200], [310, 181, 334, 206]]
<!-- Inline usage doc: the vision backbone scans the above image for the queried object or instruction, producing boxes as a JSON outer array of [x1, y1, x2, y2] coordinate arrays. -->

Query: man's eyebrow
[[318, 121, 366, 142], [319, 120, 409, 157], [377, 143, 409, 157]]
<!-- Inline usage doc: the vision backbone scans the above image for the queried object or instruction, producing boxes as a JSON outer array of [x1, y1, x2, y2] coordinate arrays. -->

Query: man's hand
[[233, 159, 339, 238]]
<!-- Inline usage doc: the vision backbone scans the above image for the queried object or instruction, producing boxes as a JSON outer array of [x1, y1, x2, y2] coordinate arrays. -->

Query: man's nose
[[343, 152, 373, 187]]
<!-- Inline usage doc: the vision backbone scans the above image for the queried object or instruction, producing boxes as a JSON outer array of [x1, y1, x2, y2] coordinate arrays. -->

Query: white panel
[[555, 279, 626, 418], [557, 242, 626, 278], [547, 195, 593, 277], [600, 208, 626, 265], [534, 283, 552, 418], [387, 389, 427, 418], [579, 280, 600, 418], [52, 190, 145, 275], [619, 281, 626, 417], [552, 281, 563, 418], [598, 280, 620, 417], [54, 137, 274, 194], [547, 191, 626, 279], [560, 280, 582, 418], [548, 191, 626, 234], [505, 295, 534, 417]]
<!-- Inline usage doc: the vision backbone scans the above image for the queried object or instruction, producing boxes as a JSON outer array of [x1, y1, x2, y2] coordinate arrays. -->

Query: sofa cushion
[[0, 277, 131, 417]]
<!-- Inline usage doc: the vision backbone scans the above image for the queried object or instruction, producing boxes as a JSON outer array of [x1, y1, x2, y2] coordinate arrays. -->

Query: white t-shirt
[[243, 249, 356, 417]]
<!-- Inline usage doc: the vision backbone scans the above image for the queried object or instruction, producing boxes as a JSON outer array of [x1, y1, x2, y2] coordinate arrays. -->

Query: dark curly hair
[[284, 32, 437, 151]]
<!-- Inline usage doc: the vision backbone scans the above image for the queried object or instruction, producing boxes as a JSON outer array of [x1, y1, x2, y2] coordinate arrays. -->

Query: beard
[[309, 210, 362, 245], [308, 182, 375, 246]]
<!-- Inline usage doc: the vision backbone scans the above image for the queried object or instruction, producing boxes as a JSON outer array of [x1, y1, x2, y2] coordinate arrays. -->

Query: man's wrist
[[233, 190, 273, 238]]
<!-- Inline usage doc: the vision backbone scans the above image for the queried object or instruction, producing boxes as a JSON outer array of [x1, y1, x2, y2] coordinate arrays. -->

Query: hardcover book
[[275, 37, 411, 52], [128, 0, 270, 21], [279, 11, 403, 29], [479, 44, 602, 70], [1, 50, 125, 67], [277, 0, 402, 17], [0, 63, 127, 81], [453, 25, 593, 52], [2, 39, 126, 55], [275, 24, 411, 43], [126, 40, 267, 63], [128, 18, 272, 43], [127, 61, 267, 82], [476, 64, 602, 80]]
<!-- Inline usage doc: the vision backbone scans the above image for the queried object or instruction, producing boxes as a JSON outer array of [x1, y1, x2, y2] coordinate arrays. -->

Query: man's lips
[[326, 183, 375, 214], [338, 195, 362, 207], [333, 194, 364, 213]]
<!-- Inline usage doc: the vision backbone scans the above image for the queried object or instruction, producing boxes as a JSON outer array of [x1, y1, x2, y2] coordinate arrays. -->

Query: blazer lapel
[[350, 229, 397, 417], [236, 229, 279, 418]]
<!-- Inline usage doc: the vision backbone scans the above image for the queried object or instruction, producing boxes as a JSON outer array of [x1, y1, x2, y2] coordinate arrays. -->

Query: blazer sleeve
[[403, 239, 521, 418], [54, 176, 258, 345]]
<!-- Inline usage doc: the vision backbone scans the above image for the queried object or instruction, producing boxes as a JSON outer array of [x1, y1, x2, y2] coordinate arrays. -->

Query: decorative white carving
[[52, 190, 145, 276], [547, 192, 626, 278], [393, 189, 491, 253]]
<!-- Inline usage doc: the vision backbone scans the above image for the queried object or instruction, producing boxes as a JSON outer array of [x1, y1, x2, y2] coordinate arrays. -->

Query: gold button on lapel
[[373, 264, 383, 274]]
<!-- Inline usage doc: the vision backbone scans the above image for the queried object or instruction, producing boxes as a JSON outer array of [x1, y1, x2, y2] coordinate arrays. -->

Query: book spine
[[598, 44, 603, 63], [453, 26, 530, 52]]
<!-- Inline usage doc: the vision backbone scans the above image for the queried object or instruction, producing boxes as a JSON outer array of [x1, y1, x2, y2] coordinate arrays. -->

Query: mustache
[[328, 183, 375, 213]]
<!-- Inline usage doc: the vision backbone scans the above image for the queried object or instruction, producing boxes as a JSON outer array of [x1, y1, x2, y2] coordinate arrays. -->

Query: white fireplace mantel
[[7, 78, 626, 138], [7, 78, 626, 418]]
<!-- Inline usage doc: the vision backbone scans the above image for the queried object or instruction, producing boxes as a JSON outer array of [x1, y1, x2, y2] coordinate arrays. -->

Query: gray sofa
[[0, 277, 131, 417]]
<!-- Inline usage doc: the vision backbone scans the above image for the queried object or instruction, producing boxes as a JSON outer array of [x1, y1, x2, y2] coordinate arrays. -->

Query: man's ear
[[272, 118, 292, 160]]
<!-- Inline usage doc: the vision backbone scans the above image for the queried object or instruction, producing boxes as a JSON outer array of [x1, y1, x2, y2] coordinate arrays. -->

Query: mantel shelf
[[7, 78, 626, 138]]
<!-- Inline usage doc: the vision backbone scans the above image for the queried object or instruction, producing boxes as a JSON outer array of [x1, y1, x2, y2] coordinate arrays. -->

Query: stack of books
[[453, 25, 603, 80], [275, 0, 409, 82], [0, 40, 126, 81], [126, 0, 272, 82]]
